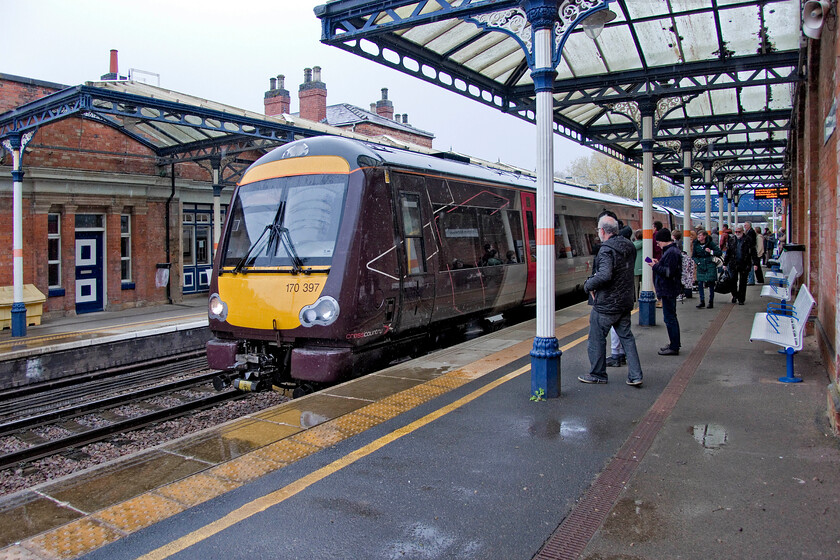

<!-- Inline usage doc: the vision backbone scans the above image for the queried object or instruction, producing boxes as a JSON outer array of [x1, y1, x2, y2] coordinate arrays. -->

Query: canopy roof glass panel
[[317, 0, 802, 190]]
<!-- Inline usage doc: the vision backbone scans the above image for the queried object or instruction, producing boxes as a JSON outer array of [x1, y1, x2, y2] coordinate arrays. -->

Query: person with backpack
[[649, 228, 682, 356], [692, 229, 722, 308]]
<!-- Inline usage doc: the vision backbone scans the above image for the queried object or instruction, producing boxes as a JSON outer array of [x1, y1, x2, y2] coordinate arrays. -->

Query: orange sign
[[753, 185, 790, 200]]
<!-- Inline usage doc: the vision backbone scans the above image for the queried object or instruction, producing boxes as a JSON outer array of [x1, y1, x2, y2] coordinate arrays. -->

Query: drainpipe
[[164, 163, 175, 304]]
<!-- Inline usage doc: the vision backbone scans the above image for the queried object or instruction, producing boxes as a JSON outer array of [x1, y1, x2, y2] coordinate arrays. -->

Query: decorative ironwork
[[655, 94, 698, 128], [661, 139, 682, 153], [555, 0, 603, 40], [606, 100, 641, 129], [472, 8, 532, 54], [1, 130, 35, 157]]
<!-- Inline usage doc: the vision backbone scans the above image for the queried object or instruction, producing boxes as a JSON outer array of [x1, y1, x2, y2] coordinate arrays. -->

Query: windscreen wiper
[[232, 224, 271, 274], [276, 226, 307, 275]]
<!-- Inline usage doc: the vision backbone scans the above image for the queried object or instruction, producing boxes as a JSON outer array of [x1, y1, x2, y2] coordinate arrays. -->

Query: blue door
[[75, 231, 104, 314], [183, 208, 214, 294]]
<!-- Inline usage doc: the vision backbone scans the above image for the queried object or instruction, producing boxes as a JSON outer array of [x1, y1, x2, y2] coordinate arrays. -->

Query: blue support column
[[523, 0, 562, 398], [638, 103, 656, 326], [4, 130, 33, 338], [10, 169, 26, 336]]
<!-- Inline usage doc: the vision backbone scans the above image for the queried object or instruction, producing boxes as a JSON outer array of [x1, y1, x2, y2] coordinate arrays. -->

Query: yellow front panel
[[218, 273, 327, 330], [240, 156, 351, 185]]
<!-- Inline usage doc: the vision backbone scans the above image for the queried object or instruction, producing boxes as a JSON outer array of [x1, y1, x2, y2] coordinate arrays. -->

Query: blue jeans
[[588, 309, 643, 382], [661, 296, 680, 350], [697, 280, 715, 304]]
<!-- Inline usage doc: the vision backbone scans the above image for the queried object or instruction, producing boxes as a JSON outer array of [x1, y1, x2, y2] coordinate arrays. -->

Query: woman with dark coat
[[692, 229, 722, 309]]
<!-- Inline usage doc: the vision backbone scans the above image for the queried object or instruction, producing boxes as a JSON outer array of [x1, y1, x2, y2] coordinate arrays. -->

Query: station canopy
[[0, 79, 337, 185], [316, 0, 802, 192]]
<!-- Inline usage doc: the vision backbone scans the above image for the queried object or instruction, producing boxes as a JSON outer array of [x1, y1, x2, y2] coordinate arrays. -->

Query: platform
[[0, 297, 209, 390], [0, 287, 836, 560]]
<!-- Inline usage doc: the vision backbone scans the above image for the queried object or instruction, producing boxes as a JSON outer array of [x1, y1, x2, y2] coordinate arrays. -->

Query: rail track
[[0, 352, 245, 469]]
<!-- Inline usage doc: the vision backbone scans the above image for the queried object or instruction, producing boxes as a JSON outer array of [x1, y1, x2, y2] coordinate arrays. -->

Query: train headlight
[[208, 293, 228, 321], [299, 296, 340, 327]]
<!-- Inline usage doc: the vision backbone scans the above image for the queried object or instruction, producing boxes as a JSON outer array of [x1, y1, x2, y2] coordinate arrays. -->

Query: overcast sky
[[3, 0, 594, 173]]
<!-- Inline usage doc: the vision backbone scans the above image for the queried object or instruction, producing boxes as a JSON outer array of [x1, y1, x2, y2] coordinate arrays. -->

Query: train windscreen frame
[[220, 174, 348, 271]]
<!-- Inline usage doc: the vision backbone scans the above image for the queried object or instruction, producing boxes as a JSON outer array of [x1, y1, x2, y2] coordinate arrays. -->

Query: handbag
[[714, 267, 734, 294]]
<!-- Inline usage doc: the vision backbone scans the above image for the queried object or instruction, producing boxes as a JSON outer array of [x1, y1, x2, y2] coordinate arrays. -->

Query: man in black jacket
[[724, 225, 759, 305], [578, 214, 643, 387]]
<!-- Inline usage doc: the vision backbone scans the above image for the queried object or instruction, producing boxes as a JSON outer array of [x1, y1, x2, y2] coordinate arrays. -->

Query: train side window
[[399, 192, 426, 274], [438, 206, 479, 269], [524, 209, 536, 262]]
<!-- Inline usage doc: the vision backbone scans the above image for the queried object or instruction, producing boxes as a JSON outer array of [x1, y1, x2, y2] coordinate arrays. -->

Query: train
[[205, 135, 674, 396]]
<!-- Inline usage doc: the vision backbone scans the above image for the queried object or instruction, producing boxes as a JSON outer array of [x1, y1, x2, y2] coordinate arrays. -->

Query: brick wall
[[0, 77, 62, 113], [795, 22, 840, 432], [351, 122, 433, 148]]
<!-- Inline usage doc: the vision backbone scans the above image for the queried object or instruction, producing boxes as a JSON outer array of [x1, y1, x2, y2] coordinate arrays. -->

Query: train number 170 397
[[286, 282, 320, 293]]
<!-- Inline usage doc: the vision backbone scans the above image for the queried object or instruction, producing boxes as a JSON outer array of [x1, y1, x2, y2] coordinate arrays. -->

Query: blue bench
[[749, 284, 814, 383]]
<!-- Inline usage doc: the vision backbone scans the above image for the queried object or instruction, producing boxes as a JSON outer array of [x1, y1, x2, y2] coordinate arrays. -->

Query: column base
[[11, 301, 27, 337], [639, 290, 657, 326], [530, 336, 561, 399]]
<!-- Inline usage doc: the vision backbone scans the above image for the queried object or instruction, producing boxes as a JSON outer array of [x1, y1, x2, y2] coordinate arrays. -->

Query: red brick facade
[[0, 75, 225, 319], [791, 23, 840, 433]]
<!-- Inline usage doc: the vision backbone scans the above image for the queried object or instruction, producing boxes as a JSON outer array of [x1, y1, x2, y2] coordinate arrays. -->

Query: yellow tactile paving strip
[[2, 312, 590, 560]]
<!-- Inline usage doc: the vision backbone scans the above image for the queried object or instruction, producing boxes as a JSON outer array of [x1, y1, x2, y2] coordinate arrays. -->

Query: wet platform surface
[[0, 297, 207, 360], [1, 287, 837, 560]]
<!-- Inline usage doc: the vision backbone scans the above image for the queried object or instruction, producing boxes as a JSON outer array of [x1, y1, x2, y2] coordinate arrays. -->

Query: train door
[[74, 215, 105, 314], [520, 192, 537, 303], [394, 174, 436, 332]]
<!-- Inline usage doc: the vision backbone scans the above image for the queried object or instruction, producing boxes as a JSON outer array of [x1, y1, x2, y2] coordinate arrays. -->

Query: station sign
[[753, 185, 790, 200]]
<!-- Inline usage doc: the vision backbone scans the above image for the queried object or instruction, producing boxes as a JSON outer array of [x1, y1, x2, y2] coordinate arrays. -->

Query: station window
[[47, 213, 61, 288], [121, 214, 132, 282]]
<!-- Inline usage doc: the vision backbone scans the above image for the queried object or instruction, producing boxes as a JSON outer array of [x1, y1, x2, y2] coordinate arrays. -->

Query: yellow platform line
[[138, 333, 588, 560]]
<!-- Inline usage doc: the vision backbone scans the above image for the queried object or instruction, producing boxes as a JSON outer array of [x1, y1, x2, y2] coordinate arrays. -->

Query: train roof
[[252, 136, 642, 210]]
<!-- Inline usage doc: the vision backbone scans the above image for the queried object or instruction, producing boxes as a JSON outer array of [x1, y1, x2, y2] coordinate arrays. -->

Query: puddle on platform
[[527, 418, 590, 440], [691, 423, 728, 450]]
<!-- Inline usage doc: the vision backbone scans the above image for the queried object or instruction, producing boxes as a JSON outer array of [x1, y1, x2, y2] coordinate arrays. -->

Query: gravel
[[0, 389, 289, 497]]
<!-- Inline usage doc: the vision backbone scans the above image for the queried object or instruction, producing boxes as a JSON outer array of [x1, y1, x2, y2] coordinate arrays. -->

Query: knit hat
[[655, 228, 672, 242]]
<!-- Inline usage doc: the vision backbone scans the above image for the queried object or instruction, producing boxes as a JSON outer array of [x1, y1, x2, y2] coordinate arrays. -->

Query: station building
[[0, 58, 433, 321]]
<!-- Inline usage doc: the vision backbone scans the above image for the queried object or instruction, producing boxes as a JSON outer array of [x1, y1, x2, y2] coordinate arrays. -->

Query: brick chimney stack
[[299, 66, 327, 122], [101, 49, 120, 80], [375, 88, 394, 120], [264, 74, 291, 116]]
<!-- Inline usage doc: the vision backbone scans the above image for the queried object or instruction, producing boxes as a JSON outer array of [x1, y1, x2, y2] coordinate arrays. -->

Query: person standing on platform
[[692, 229, 722, 309], [653, 220, 664, 308], [578, 215, 643, 387], [724, 225, 759, 305], [633, 229, 643, 300], [649, 228, 682, 355], [744, 221, 762, 285], [607, 222, 634, 367], [719, 224, 731, 257]]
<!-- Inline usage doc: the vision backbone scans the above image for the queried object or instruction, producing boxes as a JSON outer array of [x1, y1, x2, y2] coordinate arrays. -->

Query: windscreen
[[221, 174, 347, 270]]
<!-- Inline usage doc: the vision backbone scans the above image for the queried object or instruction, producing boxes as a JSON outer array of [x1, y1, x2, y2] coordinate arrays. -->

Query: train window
[[220, 174, 348, 270], [438, 206, 480, 269], [524, 209, 536, 262], [399, 193, 426, 274]]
